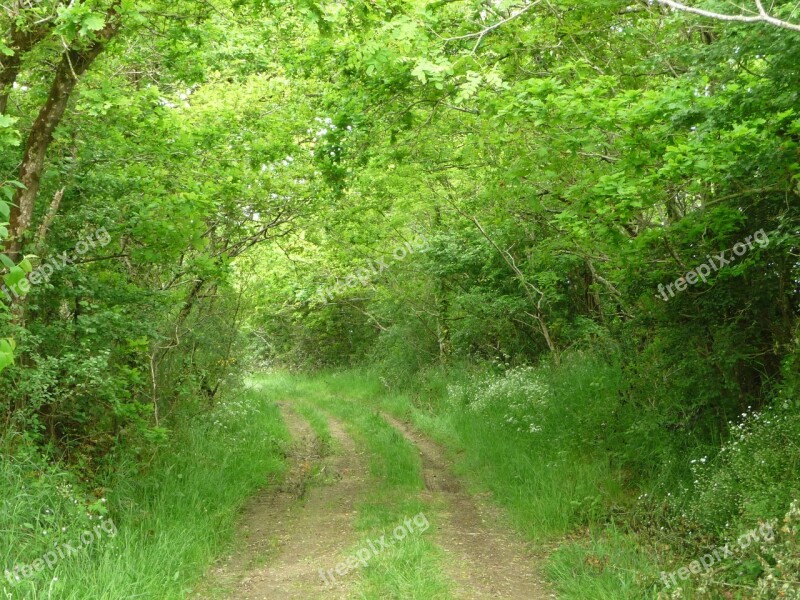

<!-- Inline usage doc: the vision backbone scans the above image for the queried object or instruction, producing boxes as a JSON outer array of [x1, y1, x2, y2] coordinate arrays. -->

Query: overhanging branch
[[655, 0, 800, 33]]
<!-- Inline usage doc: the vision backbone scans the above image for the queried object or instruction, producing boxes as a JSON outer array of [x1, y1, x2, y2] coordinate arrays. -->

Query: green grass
[[547, 525, 660, 599], [1, 384, 290, 599], [308, 365, 622, 538], [250, 366, 800, 599]]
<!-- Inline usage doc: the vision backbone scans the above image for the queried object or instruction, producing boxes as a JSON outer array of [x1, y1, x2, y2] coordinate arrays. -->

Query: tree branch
[[0, 20, 54, 113], [655, 0, 800, 33], [443, 1, 541, 43]]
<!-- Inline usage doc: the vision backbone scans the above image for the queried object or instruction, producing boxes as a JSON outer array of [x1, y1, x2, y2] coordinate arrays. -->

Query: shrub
[[446, 365, 551, 434], [684, 398, 800, 537]]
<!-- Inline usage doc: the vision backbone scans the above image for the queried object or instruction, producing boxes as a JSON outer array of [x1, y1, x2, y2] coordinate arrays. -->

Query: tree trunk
[[6, 5, 121, 261]]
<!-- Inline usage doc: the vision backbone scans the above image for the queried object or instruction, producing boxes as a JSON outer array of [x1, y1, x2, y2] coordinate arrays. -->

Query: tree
[[4, 0, 124, 262]]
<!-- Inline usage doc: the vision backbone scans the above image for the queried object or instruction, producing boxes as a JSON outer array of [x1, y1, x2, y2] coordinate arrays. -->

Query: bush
[[683, 397, 800, 538], [446, 365, 551, 434]]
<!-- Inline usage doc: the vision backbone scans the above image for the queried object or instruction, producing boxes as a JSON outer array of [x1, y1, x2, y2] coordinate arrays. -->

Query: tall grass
[[1, 385, 289, 599], [315, 356, 630, 538], [306, 354, 800, 599]]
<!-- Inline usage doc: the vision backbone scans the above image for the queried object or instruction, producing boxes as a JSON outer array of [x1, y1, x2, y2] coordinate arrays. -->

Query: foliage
[[447, 365, 551, 434], [684, 394, 800, 537], [0, 384, 289, 598]]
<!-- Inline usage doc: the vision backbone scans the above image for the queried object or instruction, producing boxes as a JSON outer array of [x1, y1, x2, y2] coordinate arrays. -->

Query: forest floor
[[197, 385, 554, 599]]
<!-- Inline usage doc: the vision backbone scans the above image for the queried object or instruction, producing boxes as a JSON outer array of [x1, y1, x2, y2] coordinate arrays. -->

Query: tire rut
[[199, 402, 369, 600], [382, 413, 554, 600]]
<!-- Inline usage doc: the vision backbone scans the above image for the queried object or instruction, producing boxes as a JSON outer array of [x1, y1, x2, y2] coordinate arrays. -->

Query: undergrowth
[[1, 384, 289, 599]]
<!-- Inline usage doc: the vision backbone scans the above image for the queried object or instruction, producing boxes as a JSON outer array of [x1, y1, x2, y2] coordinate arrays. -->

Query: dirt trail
[[200, 403, 369, 600], [382, 413, 554, 600]]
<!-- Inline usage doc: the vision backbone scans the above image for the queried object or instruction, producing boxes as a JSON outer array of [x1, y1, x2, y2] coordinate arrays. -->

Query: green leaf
[[80, 14, 107, 36], [18, 257, 32, 274], [3, 265, 26, 289], [0, 338, 15, 373]]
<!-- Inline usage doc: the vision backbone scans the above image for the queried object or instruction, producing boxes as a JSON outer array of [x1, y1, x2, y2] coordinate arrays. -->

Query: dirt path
[[382, 413, 554, 600], [198, 400, 554, 600], [200, 402, 369, 600]]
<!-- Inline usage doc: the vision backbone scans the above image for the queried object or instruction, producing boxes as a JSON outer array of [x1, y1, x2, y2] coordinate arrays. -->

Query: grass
[[547, 525, 659, 599], [1, 384, 289, 599], [292, 397, 334, 456], [286, 363, 800, 599], [308, 365, 623, 536]]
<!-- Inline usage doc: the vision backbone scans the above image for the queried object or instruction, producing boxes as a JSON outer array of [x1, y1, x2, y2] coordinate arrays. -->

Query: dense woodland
[[1, 0, 799, 598]]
